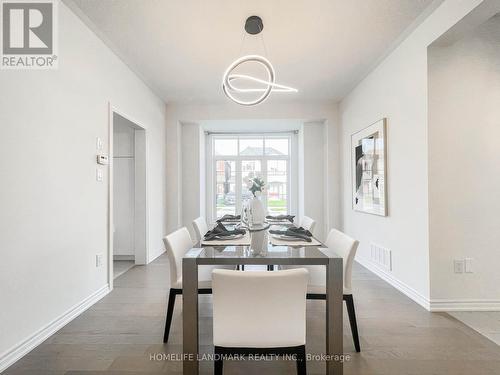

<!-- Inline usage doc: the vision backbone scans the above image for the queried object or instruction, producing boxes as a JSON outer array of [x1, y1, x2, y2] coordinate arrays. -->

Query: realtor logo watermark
[[1, 0, 58, 69]]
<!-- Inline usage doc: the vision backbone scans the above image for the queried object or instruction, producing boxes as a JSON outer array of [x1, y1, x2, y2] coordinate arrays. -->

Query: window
[[208, 134, 295, 221]]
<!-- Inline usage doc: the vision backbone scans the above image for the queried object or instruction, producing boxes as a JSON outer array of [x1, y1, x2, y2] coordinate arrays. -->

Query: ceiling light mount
[[244, 16, 263, 35]]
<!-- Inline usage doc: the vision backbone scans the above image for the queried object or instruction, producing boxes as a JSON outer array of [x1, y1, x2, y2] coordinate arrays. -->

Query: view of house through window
[[211, 135, 293, 220]]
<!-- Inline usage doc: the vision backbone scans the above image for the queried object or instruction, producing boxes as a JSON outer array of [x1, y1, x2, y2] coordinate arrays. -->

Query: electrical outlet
[[465, 258, 473, 273], [454, 260, 465, 273], [96, 253, 103, 267]]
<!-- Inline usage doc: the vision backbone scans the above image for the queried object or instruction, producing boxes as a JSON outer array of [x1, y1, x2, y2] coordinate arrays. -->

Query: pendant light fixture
[[222, 16, 298, 106]]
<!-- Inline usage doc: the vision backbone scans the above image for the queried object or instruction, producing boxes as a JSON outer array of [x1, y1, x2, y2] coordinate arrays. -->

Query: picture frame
[[351, 118, 387, 216]]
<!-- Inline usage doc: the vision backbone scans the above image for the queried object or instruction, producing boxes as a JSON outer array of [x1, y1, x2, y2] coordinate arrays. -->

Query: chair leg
[[163, 289, 177, 343], [344, 294, 361, 352], [214, 346, 223, 375], [295, 345, 307, 375]]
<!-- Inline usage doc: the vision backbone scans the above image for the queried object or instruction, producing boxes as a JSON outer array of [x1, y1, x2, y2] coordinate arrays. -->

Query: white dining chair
[[284, 228, 361, 352], [212, 268, 309, 374], [192, 216, 208, 242], [162, 227, 230, 343], [300, 216, 316, 233]]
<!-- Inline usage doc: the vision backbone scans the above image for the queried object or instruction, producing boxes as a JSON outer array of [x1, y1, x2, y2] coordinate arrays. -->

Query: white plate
[[272, 234, 305, 241], [212, 233, 244, 240]]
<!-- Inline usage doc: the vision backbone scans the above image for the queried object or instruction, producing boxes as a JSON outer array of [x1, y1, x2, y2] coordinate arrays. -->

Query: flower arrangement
[[247, 176, 265, 197]]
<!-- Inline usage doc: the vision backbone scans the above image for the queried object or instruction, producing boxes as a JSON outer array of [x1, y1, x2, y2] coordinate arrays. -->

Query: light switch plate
[[465, 258, 473, 273], [96, 253, 103, 267], [96, 168, 103, 182], [96, 137, 103, 151], [454, 260, 465, 273]]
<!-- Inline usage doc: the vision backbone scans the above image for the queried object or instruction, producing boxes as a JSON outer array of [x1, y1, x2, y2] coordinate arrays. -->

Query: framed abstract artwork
[[351, 118, 387, 216]]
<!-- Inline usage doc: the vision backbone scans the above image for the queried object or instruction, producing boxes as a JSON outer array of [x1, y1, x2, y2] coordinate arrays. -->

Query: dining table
[[182, 221, 344, 375]]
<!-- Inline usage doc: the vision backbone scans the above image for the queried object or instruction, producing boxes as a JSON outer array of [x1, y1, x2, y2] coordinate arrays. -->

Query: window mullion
[[235, 160, 242, 214], [262, 158, 268, 213], [287, 159, 291, 214]]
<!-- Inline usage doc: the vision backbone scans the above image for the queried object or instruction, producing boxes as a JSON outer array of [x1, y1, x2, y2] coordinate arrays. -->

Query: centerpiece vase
[[249, 196, 265, 226]]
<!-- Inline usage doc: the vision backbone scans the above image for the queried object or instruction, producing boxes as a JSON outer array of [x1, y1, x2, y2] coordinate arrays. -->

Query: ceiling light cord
[[258, 24, 269, 59], [237, 30, 247, 57]]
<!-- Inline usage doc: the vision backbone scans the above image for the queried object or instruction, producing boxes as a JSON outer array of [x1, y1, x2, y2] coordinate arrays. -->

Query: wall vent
[[370, 243, 392, 272]]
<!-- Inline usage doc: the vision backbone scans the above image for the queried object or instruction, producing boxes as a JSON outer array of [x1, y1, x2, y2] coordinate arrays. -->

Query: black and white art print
[[351, 119, 387, 216]]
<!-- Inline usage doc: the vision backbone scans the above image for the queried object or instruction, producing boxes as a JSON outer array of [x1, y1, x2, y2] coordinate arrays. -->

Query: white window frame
[[206, 133, 297, 223]]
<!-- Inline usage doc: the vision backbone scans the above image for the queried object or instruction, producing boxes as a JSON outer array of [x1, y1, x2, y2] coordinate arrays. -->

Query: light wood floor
[[449, 311, 500, 346], [5, 254, 500, 374], [113, 260, 135, 280]]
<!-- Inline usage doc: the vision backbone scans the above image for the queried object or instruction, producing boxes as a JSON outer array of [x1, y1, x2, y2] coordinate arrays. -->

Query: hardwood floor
[[113, 260, 135, 280], [449, 312, 500, 346], [5, 255, 500, 374]]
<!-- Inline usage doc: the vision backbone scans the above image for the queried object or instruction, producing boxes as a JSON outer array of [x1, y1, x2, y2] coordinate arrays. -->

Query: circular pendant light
[[222, 16, 298, 106]]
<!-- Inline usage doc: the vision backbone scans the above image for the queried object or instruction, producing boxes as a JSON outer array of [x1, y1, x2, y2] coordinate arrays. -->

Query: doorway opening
[[428, 7, 500, 343], [111, 111, 147, 280]]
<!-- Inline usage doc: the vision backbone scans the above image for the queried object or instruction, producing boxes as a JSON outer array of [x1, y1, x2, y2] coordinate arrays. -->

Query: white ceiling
[[68, 0, 436, 104]]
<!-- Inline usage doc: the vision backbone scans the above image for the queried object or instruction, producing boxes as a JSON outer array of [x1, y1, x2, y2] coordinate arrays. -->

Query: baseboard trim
[[356, 256, 500, 312], [113, 255, 135, 261], [0, 284, 110, 373], [148, 248, 165, 263], [356, 255, 431, 311], [430, 299, 500, 312]]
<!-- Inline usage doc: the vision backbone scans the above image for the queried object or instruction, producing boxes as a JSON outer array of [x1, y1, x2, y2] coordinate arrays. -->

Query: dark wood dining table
[[182, 225, 344, 375]]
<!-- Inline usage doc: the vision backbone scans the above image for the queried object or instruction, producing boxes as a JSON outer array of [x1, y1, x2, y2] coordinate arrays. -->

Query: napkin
[[269, 226, 312, 242], [266, 214, 295, 223], [204, 222, 246, 241], [216, 214, 241, 222]]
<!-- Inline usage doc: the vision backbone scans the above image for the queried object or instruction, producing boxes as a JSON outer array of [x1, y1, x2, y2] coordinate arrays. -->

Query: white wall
[[0, 1, 166, 368], [166, 101, 339, 241], [301, 121, 327, 240], [339, 0, 484, 307], [428, 14, 500, 303], [113, 117, 135, 256], [181, 122, 205, 240]]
